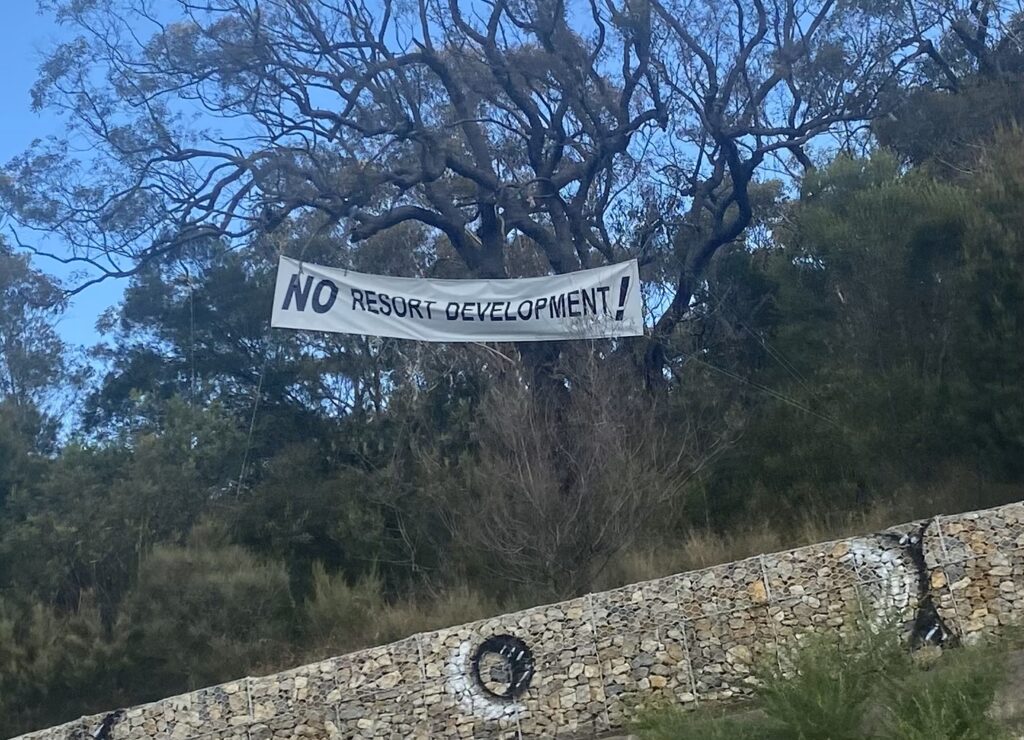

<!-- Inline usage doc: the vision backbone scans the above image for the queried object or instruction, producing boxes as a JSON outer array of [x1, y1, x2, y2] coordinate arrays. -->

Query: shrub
[[634, 627, 1010, 740], [302, 563, 386, 654], [0, 595, 122, 738], [117, 533, 295, 697], [757, 627, 911, 739], [878, 645, 1009, 740]]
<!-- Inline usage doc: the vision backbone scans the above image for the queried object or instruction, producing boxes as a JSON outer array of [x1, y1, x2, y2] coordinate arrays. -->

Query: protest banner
[[271, 257, 644, 342]]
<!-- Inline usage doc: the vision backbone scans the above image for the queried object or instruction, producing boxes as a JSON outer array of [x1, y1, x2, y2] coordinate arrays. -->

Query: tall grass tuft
[[298, 564, 508, 665], [634, 627, 1012, 739], [878, 645, 1009, 740], [757, 625, 911, 739]]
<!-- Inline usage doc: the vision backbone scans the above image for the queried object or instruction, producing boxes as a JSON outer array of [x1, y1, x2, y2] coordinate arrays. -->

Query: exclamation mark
[[615, 276, 630, 320]]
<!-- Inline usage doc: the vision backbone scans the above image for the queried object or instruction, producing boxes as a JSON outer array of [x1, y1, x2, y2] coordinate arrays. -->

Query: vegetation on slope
[[1, 0, 1024, 735], [636, 628, 1024, 739]]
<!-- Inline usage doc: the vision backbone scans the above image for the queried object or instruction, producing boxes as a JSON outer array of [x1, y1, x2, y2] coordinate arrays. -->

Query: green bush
[[756, 627, 910, 739], [117, 531, 295, 697], [878, 646, 1009, 740], [303, 562, 386, 654], [634, 630, 1011, 740], [0, 595, 123, 738]]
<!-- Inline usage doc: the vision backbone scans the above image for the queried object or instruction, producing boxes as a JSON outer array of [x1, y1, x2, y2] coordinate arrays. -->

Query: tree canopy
[[7, 0, 1016, 371]]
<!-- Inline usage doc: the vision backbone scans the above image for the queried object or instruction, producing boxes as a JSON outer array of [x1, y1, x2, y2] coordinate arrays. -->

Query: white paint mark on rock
[[444, 640, 522, 721], [849, 537, 918, 625]]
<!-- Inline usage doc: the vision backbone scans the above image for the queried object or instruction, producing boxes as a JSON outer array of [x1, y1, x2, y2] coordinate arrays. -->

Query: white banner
[[271, 256, 643, 342]]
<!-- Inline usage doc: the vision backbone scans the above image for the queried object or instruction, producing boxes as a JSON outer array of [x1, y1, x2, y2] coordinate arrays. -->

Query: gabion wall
[[12, 501, 1024, 740]]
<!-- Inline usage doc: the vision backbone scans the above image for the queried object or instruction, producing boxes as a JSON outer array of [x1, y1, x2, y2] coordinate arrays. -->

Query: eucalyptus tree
[[0, 0, 985, 379]]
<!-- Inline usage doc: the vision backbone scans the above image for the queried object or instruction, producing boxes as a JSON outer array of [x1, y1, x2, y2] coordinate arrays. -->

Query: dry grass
[[596, 502, 903, 591], [288, 473, 1023, 671], [371, 585, 516, 645], [293, 572, 515, 668], [599, 474, 1024, 592]]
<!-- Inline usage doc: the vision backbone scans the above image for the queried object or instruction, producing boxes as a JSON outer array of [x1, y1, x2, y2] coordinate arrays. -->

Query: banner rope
[[234, 224, 324, 497]]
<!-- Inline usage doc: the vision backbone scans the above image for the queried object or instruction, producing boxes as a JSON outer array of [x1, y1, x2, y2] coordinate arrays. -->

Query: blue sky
[[0, 3, 123, 351]]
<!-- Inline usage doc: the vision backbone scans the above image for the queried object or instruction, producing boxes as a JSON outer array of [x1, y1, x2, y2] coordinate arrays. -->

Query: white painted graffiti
[[444, 640, 523, 721]]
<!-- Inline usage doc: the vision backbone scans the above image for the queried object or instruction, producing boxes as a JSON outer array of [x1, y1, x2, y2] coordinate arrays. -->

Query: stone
[[727, 645, 753, 664], [748, 579, 769, 604], [631, 654, 655, 669]]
